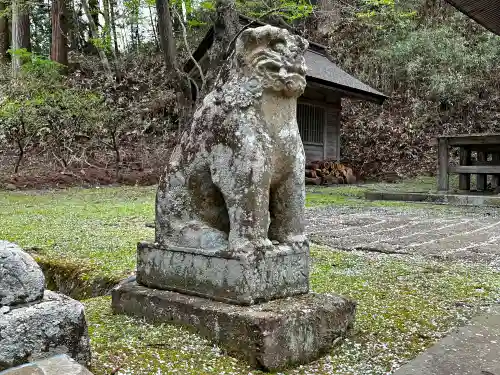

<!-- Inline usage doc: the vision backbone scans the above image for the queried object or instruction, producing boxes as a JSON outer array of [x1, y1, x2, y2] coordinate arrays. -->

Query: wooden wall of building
[[299, 88, 341, 162]]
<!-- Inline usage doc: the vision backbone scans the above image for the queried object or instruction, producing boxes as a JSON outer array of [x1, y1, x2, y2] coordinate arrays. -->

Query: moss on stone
[[35, 256, 120, 299], [3, 184, 500, 373]]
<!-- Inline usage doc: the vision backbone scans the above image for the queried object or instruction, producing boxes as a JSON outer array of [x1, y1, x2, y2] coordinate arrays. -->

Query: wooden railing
[[437, 134, 500, 192]]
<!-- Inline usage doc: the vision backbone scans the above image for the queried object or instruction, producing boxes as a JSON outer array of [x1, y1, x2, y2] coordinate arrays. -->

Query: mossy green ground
[[2, 182, 500, 374]]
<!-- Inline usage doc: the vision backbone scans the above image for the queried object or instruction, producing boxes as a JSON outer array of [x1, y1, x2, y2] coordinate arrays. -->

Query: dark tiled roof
[[184, 15, 387, 103], [445, 0, 500, 36], [304, 50, 386, 103]]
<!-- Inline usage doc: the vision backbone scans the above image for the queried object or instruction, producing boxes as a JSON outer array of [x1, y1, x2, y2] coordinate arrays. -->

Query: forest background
[[1, 0, 499, 188]]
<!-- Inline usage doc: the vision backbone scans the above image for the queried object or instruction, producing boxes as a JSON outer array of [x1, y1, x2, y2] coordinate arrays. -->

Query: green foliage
[[236, 0, 313, 22], [173, 0, 313, 30], [2, 185, 499, 373], [354, 0, 417, 33], [372, 26, 500, 102], [31, 0, 52, 56], [333, 0, 500, 104], [0, 52, 116, 171], [89, 37, 110, 52], [328, 0, 500, 178]]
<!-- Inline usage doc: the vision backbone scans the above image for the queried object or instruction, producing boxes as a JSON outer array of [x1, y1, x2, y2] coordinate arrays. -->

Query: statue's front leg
[[211, 147, 272, 253], [268, 143, 307, 245]]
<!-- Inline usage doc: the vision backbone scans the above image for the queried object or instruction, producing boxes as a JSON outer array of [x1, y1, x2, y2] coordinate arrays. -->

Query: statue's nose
[[285, 60, 306, 75]]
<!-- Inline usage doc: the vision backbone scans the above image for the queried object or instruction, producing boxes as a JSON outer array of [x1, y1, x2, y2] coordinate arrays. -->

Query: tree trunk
[[135, 17, 140, 49], [156, 0, 191, 131], [129, 21, 133, 50], [102, 0, 111, 48], [50, 0, 69, 66], [67, 0, 79, 50], [109, 0, 119, 56], [0, 0, 9, 61], [317, 0, 340, 36], [11, 0, 30, 75], [87, 0, 99, 36], [81, 0, 112, 75], [148, 5, 159, 50], [156, 0, 177, 72], [201, 0, 239, 98]]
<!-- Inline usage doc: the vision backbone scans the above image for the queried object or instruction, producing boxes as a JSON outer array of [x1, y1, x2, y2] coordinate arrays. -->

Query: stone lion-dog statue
[[156, 25, 309, 254]]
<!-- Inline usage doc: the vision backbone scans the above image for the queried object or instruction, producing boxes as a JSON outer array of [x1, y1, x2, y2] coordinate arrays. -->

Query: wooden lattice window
[[297, 103, 325, 145]]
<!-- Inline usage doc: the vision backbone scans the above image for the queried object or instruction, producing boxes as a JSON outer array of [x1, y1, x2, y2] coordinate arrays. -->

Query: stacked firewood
[[305, 160, 356, 186]]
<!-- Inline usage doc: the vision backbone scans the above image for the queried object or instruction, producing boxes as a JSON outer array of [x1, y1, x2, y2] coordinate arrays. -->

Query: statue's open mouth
[[252, 54, 307, 96], [281, 73, 306, 96]]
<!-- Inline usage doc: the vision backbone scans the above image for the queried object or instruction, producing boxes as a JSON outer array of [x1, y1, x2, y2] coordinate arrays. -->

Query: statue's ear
[[295, 35, 309, 53], [237, 28, 257, 51]]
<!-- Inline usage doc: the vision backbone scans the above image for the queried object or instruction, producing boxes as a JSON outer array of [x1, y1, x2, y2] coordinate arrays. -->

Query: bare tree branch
[[173, 6, 206, 94]]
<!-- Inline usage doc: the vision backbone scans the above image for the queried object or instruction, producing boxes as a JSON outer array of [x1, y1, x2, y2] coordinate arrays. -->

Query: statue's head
[[235, 25, 308, 98]]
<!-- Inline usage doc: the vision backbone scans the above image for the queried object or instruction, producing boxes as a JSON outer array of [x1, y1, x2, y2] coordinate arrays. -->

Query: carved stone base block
[[111, 281, 356, 371], [136, 242, 309, 305]]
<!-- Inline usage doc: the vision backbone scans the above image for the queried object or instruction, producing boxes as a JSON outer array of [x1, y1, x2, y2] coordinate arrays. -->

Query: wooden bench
[[437, 134, 500, 192]]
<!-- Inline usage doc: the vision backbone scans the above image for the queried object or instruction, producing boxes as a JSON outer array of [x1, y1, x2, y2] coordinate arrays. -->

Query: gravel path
[[306, 205, 500, 266]]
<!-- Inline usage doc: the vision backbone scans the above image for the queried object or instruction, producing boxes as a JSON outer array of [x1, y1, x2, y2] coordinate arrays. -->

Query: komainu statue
[[156, 25, 309, 253], [114, 27, 355, 369]]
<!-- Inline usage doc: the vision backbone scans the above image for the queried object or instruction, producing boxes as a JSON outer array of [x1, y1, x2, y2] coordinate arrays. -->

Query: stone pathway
[[306, 206, 500, 265], [393, 305, 500, 375]]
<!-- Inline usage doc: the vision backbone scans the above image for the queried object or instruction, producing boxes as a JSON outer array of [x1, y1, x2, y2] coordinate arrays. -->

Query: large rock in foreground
[[112, 281, 356, 371], [0, 291, 91, 371], [0, 354, 94, 375], [0, 241, 45, 307]]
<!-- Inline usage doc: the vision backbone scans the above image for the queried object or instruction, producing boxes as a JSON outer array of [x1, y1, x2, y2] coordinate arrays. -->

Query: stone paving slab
[[393, 305, 500, 375], [306, 207, 500, 264]]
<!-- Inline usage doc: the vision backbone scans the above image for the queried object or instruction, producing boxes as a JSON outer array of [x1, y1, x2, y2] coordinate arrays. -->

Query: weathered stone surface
[[137, 241, 309, 305], [0, 354, 93, 375], [112, 281, 356, 371], [0, 291, 91, 371], [155, 25, 309, 255], [0, 241, 45, 307]]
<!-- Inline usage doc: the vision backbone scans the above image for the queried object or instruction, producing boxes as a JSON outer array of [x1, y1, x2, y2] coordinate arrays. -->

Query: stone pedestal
[[112, 280, 356, 371], [137, 241, 309, 305], [113, 241, 356, 371]]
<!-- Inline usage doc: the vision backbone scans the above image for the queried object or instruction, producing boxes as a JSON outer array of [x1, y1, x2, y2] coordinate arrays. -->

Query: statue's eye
[[272, 42, 286, 53]]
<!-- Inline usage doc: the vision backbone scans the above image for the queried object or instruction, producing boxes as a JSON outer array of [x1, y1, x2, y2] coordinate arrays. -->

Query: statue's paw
[[177, 222, 228, 249], [228, 238, 273, 253], [228, 238, 253, 253], [274, 234, 308, 247], [255, 238, 274, 251]]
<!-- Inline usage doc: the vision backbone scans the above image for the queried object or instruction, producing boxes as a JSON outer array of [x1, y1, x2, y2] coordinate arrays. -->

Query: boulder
[[0, 241, 45, 307], [0, 291, 91, 371]]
